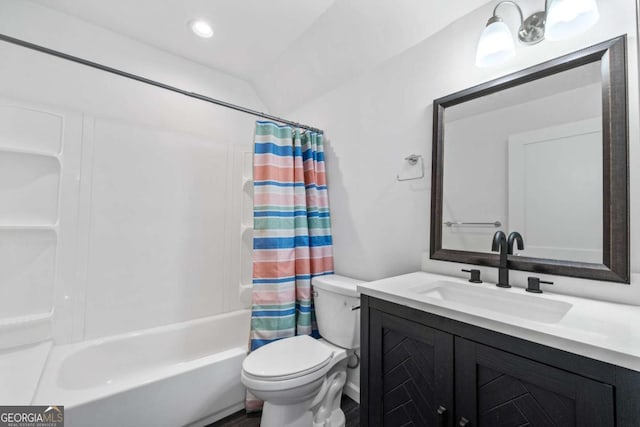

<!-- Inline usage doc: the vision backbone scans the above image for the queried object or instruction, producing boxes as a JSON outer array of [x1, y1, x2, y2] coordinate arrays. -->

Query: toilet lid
[[243, 335, 334, 380]]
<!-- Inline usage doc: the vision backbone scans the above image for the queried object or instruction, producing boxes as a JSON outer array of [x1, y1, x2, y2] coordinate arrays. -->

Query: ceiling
[[31, 0, 491, 112]]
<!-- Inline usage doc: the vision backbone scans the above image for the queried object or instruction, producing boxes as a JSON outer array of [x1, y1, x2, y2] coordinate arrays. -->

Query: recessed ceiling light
[[189, 19, 214, 38]]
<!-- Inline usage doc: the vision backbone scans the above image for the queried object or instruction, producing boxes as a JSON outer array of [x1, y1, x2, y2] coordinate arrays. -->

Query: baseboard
[[343, 381, 360, 404]]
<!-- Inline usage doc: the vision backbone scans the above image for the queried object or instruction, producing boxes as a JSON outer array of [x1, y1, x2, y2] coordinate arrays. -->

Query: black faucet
[[491, 231, 525, 288], [491, 231, 510, 288], [508, 231, 524, 255]]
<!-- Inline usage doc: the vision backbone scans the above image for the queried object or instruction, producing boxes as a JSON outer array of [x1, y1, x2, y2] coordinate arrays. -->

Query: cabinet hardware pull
[[437, 405, 447, 426], [458, 416, 470, 426]]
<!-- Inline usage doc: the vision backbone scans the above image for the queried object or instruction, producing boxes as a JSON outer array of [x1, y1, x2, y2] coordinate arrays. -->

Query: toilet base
[[258, 361, 348, 427], [261, 403, 346, 427], [261, 399, 314, 427], [314, 408, 345, 427]]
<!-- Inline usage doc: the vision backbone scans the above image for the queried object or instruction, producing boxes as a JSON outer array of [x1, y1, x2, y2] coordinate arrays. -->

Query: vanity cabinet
[[361, 295, 640, 427], [455, 338, 613, 427], [369, 310, 454, 426]]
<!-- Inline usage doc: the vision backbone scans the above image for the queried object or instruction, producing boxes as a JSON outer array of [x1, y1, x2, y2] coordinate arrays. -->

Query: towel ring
[[397, 154, 424, 181]]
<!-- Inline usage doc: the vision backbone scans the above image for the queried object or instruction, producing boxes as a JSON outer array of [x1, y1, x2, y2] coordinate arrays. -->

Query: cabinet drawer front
[[369, 310, 454, 427], [455, 337, 614, 427]]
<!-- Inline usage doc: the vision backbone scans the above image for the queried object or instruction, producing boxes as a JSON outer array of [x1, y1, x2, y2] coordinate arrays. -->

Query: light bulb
[[546, 0, 599, 41], [475, 18, 516, 68]]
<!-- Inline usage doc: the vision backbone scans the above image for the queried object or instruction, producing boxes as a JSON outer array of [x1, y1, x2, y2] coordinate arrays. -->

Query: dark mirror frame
[[430, 35, 629, 283]]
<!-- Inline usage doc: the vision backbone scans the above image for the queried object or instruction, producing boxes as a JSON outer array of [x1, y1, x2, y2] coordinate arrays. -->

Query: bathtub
[[31, 309, 251, 427]]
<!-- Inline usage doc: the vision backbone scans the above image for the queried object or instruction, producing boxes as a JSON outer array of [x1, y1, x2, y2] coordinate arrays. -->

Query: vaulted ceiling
[[31, 0, 491, 112]]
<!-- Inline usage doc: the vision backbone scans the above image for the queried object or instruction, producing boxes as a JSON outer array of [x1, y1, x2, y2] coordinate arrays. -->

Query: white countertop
[[358, 271, 640, 372]]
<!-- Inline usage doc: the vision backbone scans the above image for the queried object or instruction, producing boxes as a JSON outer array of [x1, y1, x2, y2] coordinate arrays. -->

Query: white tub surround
[[33, 310, 250, 427], [358, 272, 640, 372], [0, 341, 52, 405]]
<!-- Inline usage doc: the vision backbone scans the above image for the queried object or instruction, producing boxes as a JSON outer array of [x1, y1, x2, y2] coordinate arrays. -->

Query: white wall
[[286, 0, 640, 304], [0, 0, 259, 346]]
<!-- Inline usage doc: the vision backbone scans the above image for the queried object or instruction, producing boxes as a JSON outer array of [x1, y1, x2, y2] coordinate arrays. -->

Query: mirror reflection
[[441, 61, 603, 264]]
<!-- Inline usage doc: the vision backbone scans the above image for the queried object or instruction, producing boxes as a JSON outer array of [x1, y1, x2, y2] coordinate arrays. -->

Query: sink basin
[[409, 281, 573, 324]]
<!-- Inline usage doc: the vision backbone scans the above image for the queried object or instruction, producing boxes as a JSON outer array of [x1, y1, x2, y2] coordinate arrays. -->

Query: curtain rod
[[0, 33, 323, 134]]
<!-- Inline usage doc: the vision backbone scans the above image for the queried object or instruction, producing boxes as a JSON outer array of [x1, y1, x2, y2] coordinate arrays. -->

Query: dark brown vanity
[[360, 295, 640, 427]]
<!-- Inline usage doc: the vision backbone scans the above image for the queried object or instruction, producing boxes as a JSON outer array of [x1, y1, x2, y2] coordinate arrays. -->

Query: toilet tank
[[312, 274, 363, 349]]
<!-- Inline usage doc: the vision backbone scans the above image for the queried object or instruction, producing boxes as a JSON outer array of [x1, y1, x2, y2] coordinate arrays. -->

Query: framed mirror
[[430, 35, 629, 283]]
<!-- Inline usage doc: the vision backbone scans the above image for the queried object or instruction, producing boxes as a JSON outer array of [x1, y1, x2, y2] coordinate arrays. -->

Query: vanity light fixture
[[189, 19, 214, 38], [545, 0, 600, 40], [475, 0, 600, 67]]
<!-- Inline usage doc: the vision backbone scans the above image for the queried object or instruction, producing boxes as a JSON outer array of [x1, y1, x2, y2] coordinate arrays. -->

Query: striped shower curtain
[[247, 121, 334, 410], [251, 120, 334, 346]]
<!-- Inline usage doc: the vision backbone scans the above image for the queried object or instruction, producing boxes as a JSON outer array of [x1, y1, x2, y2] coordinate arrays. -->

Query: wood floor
[[208, 395, 360, 427]]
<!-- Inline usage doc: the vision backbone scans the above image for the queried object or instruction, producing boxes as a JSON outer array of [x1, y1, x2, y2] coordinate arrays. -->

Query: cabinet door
[[455, 337, 615, 427], [367, 309, 454, 427]]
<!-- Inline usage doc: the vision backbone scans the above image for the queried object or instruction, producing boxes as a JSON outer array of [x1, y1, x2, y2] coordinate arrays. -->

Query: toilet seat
[[243, 335, 334, 381]]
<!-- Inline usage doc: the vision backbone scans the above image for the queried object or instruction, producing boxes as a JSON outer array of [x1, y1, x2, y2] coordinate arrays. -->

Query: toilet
[[241, 274, 363, 427]]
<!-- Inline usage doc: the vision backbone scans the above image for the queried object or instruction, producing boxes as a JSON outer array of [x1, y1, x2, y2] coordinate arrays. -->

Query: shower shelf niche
[[0, 225, 57, 231], [241, 225, 254, 242], [0, 150, 61, 226], [0, 103, 63, 156], [0, 311, 53, 327], [0, 311, 53, 350], [0, 103, 64, 349], [0, 100, 73, 352], [239, 151, 253, 306], [0, 228, 57, 347], [0, 146, 60, 160]]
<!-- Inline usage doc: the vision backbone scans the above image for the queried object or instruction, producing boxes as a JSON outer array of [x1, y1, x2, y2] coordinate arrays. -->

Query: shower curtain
[[246, 121, 334, 411]]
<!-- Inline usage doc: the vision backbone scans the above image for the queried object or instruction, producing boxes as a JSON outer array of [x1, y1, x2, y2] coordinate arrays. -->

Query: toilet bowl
[[241, 274, 362, 427]]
